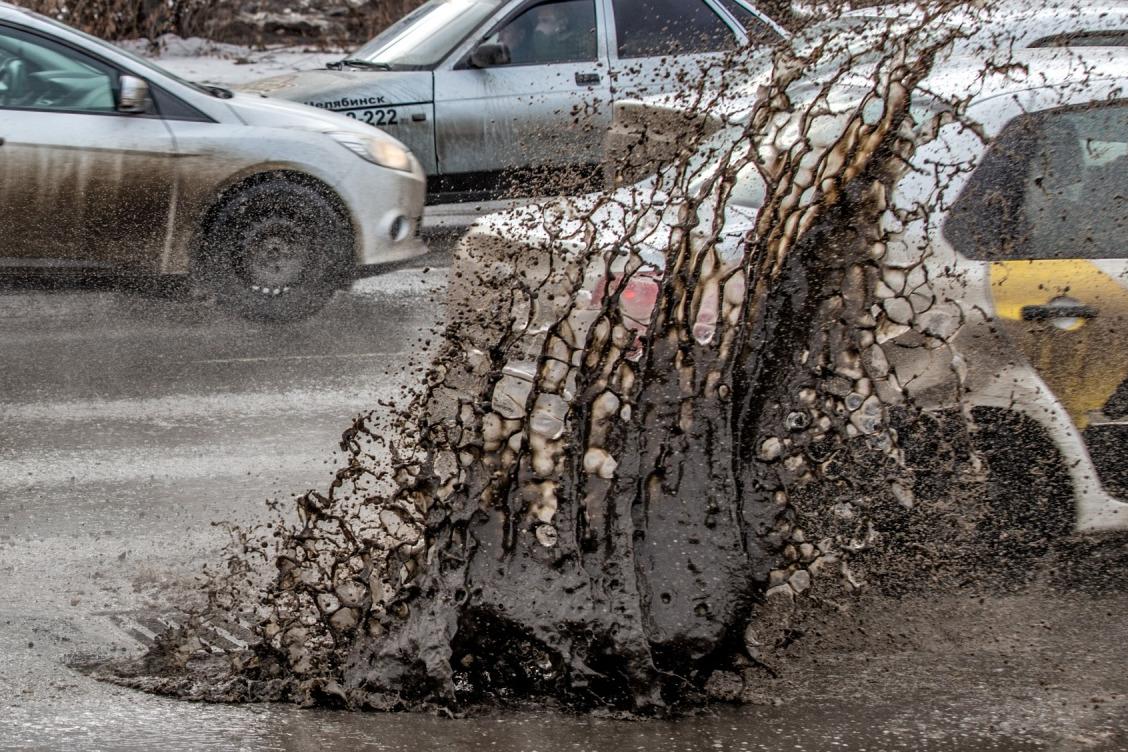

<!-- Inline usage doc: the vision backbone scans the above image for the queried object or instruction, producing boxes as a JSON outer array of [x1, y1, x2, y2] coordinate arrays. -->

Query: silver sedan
[[0, 2, 427, 321]]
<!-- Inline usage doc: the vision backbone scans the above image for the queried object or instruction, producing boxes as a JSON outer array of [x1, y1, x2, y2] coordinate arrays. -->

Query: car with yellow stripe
[[880, 51, 1128, 534], [455, 47, 1128, 541]]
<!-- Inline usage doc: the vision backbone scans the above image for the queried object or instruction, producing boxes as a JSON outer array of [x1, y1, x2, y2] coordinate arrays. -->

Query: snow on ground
[[120, 34, 344, 85]]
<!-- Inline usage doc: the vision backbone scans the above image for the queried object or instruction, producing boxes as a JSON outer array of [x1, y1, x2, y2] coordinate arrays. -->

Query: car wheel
[[971, 408, 1074, 566], [197, 177, 353, 323]]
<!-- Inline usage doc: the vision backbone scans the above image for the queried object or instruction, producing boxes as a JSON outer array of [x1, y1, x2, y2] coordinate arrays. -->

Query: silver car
[[243, 0, 787, 202], [0, 3, 426, 321]]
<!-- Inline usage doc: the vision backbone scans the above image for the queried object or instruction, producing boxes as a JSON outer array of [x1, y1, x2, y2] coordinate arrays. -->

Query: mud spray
[[95, 0, 1082, 713]]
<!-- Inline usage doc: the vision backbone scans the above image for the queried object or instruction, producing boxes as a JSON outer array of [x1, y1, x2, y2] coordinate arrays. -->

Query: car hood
[[222, 91, 410, 145], [236, 69, 433, 110]]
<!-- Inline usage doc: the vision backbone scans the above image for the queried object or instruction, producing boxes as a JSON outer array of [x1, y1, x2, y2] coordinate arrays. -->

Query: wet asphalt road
[[0, 253, 448, 749], [2, 242, 1128, 751]]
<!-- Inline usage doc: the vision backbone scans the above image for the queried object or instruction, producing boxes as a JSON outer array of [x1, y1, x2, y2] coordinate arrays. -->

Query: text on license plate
[[343, 107, 399, 126]]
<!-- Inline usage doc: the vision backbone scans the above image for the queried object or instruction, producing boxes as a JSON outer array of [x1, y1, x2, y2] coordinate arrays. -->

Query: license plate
[[342, 107, 399, 126]]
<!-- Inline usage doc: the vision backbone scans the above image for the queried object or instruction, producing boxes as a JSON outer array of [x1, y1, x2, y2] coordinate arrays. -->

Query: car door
[[432, 0, 611, 192], [0, 24, 176, 270], [944, 99, 1128, 498], [605, 0, 748, 101]]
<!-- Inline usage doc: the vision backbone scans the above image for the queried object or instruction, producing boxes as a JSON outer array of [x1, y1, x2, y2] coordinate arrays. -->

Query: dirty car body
[[0, 3, 426, 321], [605, 0, 1128, 187], [452, 47, 1128, 535], [242, 0, 786, 203]]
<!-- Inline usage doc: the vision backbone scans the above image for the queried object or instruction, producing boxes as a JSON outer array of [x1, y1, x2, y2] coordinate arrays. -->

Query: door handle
[[1021, 303, 1099, 321], [575, 72, 601, 86]]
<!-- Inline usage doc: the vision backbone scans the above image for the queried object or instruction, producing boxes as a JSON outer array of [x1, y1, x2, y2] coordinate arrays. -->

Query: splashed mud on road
[[88, 0, 1128, 718]]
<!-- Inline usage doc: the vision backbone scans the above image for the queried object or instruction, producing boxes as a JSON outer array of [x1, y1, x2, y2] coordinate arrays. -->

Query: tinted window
[[612, 0, 736, 58], [25, 12, 228, 98], [1030, 30, 1128, 47], [483, 0, 597, 65], [0, 26, 115, 112], [945, 102, 1128, 260], [716, 0, 784, 45]]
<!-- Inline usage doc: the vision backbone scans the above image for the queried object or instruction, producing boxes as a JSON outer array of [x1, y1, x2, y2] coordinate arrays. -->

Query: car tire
[[971, 408, 1074, 566], [196, 177, 353, 323]]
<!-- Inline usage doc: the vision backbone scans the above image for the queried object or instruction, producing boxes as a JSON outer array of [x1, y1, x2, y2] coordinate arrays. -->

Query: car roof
[[846, 0, 1128, 48], [622, 2, 1128, 118], [919, 47, 1128, 108]]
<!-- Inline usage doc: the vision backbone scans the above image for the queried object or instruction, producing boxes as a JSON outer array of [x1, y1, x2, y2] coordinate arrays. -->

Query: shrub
[[17, 0, 225, 40], [14, 0, 425, 43]]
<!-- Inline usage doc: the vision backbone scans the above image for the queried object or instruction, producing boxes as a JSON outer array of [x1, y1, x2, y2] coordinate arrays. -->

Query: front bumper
[[345, 160, 428, 268]]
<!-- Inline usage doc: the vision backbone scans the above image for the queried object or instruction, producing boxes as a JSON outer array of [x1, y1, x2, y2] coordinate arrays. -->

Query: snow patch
[[123, 34, 344, 85]]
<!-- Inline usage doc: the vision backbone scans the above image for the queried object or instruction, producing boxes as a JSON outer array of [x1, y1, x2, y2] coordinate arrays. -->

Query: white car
[[0, 3, 426, 321], [605, 0, 1128, 186], [452, 46, 1128, 537], [242, 0, 788, 202]]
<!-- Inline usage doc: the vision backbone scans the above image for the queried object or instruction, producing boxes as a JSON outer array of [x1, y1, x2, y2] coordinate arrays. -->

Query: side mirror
[[117, 75, 150, 113], [469, 43, 510, 68]]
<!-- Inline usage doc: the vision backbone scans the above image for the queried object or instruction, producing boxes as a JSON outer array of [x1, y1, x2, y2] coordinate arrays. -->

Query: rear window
[[945, 101, 1128, 260], [1030, 30, 1128, 47]]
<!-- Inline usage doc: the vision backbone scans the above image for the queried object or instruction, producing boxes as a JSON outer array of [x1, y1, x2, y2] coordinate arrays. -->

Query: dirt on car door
[[0, 25, 175, 271], [432, 0, 611, 193]]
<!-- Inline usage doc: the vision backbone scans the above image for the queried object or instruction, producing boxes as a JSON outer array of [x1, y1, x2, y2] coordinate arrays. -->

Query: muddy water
[[146, 702, 1052, 751], [6, 212, 1126, 747], [0, 693, 1091, 750], [8, 551, 1128, 750], [55, 0, 1128, 728], [94, 0, 1046, 712]]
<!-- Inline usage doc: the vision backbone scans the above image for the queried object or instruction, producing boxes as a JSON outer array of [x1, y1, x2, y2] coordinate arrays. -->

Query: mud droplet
[[535, 524, 558, 548], [759, 437, 784, 461], [890, 481, 915, 509], [329, 608, 359, 633], [788, 570, 812, 594]]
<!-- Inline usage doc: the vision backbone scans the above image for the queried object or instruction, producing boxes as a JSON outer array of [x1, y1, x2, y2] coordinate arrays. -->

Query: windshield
[[350, 0, 503, 69]]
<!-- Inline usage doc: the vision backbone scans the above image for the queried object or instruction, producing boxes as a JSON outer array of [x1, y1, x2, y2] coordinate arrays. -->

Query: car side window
[[612, 0, 737, 58], [944, 102, 1128, 261], [0, 26, 116, 113], [1030, 30, 1128, 48], [715, 0, 784, 46], [483, 0, 598, 66]]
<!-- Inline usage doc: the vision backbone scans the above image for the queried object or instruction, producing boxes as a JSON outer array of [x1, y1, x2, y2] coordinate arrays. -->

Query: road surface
[[2, 247, 1127, 751]]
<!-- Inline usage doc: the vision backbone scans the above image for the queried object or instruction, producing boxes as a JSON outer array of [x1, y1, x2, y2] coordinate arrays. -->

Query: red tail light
[[592, 271, 661, 327], [591, 270, 728, 347]]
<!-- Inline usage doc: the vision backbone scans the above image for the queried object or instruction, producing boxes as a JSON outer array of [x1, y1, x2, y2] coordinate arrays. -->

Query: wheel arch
[[190, 168, 358, 278], [968, 405, 1070, 469]]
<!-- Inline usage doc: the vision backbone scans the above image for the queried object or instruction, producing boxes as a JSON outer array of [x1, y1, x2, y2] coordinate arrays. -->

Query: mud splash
[[93, 0, 1089, 714]]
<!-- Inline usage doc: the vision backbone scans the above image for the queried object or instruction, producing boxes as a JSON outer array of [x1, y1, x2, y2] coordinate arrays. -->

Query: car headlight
[[327, 131, 414, 172]]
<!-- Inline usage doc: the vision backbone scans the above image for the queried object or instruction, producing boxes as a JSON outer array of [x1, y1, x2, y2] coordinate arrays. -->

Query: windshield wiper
[[328, 59, 393, 70]]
